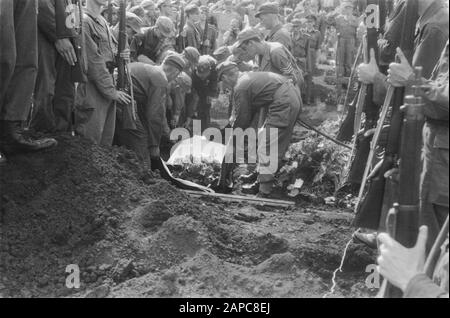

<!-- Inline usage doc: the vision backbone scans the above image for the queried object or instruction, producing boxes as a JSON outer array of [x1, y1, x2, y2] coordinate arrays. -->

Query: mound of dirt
[[0, 134, 375, 298]]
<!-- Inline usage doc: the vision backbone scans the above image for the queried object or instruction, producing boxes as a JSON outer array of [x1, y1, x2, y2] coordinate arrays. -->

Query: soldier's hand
[[55, 38, 77, 66], [115, 91, 132, 104], [377, 226, 428, 292], [203, 39, 210, 47], [387, 48, 414, 87], [357, 48, 379, 84]]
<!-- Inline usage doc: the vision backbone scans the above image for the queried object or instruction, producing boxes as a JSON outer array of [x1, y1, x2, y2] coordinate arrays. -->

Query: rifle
[[117, 0, 137, 130], [353, 0, 418, 230], [200, 12, 210, 55], [378, 67, 424, 298], [342, 0, 386, 187]]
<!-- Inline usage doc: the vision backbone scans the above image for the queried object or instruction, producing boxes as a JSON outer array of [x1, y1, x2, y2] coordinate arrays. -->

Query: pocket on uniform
[[266, 102, 291, 128]]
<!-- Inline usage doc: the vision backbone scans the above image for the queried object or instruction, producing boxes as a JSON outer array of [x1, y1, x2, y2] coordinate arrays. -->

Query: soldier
[[188, 55, 219, 132], [197, 5, 218, 55], [115, 54, 185, 167], [74, 0, 131, 146], [356, 0, 449, 248], [157, 0, 176, 22], [222, 19, 241, 47], [325, 1, 361, 82], [168, 72, 193, 129], [140, 0, 158, 27], [130, 16, 176, 64], [291, 18, 312, 104], [181, 46, 201, 76], [0, 0, 57, 166], [235, 28, 304, 88], [211, 0, 242, 47], [183, 4, 202, 51], [376, 41, 449, 297], [111, 12, 144, 44], [31, 0, 82, 133], [255, 2, 293, 51], [216, 62, 302, 196]]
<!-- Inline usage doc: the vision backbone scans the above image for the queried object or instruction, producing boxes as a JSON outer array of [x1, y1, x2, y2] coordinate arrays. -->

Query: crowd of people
[[0, 0, 448, 298]]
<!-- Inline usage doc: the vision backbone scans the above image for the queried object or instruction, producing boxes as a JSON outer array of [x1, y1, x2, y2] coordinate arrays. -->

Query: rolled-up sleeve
[[404, 274, 449, 298]]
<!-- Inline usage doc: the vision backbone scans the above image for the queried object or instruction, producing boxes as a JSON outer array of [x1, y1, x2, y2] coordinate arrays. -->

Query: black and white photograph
[[0, 0, 448, 304]]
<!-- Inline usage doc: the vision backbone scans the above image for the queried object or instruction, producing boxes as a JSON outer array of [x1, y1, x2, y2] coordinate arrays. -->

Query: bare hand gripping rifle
[[378, 67, 425, 298], [117, 0, 137, 130], [352, 0, 418, 230]]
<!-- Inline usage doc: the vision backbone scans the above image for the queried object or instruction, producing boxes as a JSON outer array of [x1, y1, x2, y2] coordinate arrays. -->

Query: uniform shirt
[[37, 0, 77, 43], [187, 68, 219, 118], [128, 62, 168, 147], [232, 72, 286, 129], [266, 24, 293, 52], [257, 42, 303, 86], [421, 41, 449, 207], [327, 13, 359, 39], [291, 30, 311, 73], [184, 20, 202, 51], [130, 26, 175, 63], [197, 22, 218, 55], [82, 10, 117, 100]]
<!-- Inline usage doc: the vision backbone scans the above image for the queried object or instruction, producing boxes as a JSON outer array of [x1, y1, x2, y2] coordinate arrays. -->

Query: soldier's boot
[[0, 151, 6, 166], [239, 171, 258, 184], [0, 120, 58, 154]]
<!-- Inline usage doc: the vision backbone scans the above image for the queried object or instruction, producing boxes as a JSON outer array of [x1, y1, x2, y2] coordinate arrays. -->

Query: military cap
[[341, 0, 354, 8], [157, 0, 173, 9], [235, 28, 262, 47], [197, 55, 216, 76], [176, 72, 193, 92], [216, 61, 239, 80], [291, 18, 302, 27], [213, 46, 232, 62], [164, 53, 186, 71], [255, 2, 280, 18], [140, 0, 156, 10], [185, 3, 200, 15], [126, 12, 144, 33], [182, 46, 201, 66], [156, 16, 175, 37]]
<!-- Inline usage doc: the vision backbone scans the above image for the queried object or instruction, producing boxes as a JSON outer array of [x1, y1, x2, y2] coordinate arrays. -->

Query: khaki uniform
[[420, 41, 449, 250], [74, 11, 117, 146], [230, 72, 301, 185], [0, 0, 38, 122], [266, 24, 293, 52], [327, 14, 358, 78], [116, 63, 168, 163], [257, 42, 304, 88]]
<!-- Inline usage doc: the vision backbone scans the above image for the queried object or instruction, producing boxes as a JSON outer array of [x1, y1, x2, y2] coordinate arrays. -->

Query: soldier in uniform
[[255, 2, 293, 51], [326, 1, 360, 84], [216, 62, 302, 196], [31, 0, 82, 133], [291, 18, 313, 104], [168, 72, 192, 129], [74, 0, 131, 146], [183, 4, 202, 51], [356, 0, 449, 249], [140, 0, 158, 27], [377, 41, 449, 297], [130, 16, 176, 64], [0, 0, 58, 165], [115, 54, 185, 168], [235, 28, 304, 89], [210, 0, 242, 47], [187, 55, 219, 132], [197, 5, 218, 56]]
